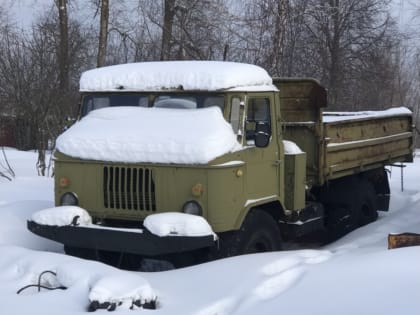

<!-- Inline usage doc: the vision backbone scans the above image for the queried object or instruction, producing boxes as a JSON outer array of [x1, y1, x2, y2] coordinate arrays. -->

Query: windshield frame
[[80, 92, 226, 117]]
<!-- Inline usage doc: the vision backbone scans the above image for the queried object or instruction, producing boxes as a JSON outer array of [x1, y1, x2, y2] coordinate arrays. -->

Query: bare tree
[[161, 0, 176, 60], [0, 147, 15, 181], [55, 0, 69, 91], [240, 0, 291, 75], [173, 0, 232, 60], [0, 0, 416, 161], [97, 0, 109, 67], [143, 0, 232, 61], [0, 10, 88, 175], [303, 0, 393, 108]]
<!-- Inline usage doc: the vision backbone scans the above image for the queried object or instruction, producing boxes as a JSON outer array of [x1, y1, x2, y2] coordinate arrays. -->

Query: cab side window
[[246, 98, 271, 147]]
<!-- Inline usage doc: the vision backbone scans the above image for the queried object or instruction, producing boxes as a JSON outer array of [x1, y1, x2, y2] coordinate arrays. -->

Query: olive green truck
[[28, 61, 413, 266]]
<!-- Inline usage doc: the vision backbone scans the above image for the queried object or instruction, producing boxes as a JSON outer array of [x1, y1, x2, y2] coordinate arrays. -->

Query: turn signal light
[[191, 183, 204, 197], [59, 176, 70, 188]]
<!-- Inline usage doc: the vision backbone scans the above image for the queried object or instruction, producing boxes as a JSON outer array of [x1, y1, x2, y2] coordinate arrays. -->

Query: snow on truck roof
[[79, 61, 276, 92]]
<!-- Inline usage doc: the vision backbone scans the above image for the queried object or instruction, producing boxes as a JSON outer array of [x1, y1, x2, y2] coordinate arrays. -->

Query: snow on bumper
[[144, 212, 217, 240], [28, 207, 217, 256], [31, 206, 93, 226]]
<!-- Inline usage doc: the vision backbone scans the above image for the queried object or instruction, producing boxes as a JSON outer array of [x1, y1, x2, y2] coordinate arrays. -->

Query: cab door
[[243, 93, 281, 199]]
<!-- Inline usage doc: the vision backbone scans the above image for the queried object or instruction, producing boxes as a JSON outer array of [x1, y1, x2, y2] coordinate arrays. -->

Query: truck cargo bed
[[275, 78, 413, 187], [322, 109, 412, 181]]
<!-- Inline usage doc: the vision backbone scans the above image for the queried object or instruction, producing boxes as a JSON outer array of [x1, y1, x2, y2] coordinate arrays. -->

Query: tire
[[357, 180, 378, 226], [324, 177, 378, 241], [322, 176, 360, 240], [64, 246, 128, 269], [216, 210, 282, 258], [325, 202, 357, 240]]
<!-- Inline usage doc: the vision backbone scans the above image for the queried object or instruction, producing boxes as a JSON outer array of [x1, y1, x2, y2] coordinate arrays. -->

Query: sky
[[2, 0, 418, 33], [1, 0, 89, 30]]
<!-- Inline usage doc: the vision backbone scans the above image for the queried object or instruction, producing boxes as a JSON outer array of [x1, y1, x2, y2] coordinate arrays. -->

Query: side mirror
[[255, 132, 270, 147], [255, 122, 271, 148]]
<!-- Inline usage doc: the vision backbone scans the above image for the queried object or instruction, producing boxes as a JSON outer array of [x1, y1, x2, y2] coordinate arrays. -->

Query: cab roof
[[79, 61, 276, 92]]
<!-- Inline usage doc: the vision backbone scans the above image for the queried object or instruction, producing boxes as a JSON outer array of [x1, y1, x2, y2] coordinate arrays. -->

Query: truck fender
[[234, 197, 284, 230]]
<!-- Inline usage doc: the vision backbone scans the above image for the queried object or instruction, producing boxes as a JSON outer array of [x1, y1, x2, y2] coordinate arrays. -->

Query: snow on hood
[[56, 106, 241, 164], [79, 61, 273, 92]]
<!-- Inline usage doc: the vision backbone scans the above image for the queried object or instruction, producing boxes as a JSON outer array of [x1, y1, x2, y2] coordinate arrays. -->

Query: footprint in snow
[[252, 266, 304, 301], [194, 297, 237, 315], [261, 250, 332, 277], [297, 250, 332, 264]]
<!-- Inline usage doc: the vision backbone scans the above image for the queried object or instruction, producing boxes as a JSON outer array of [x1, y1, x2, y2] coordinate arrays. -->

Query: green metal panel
[[284, 152, 306, 210], [274, 78, 326, 187], [323, 115, 413, 180], [274, 78, 413, 187]]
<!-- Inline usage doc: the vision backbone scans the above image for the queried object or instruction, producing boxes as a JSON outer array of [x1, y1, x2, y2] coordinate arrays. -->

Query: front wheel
[[64, 246, 134, 269], [216, 210, 282, 258]]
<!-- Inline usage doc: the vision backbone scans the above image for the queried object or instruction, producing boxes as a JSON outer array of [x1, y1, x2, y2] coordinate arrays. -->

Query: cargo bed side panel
[[323, 115, 413, 180]]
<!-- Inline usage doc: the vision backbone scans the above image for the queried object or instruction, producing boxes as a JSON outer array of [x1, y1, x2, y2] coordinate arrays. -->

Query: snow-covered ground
[[0, 148, 419, 314]]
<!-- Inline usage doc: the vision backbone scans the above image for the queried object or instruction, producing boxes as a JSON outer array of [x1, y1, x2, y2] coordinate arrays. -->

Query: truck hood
[[56, 107, 241, 164]]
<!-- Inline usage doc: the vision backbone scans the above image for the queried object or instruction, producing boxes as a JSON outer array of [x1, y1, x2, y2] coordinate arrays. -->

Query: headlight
[[182, 200, 203, 216], [60, 192, 79, 206]]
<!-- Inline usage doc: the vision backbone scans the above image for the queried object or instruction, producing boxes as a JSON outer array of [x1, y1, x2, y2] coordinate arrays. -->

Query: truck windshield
[[153, 95, 224, 110], [81, 93, 224, 116], [81, 93, 149, 117]]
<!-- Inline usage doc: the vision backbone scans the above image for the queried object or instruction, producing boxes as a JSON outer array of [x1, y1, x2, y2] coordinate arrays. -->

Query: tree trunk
[[56, 0, 69, 91], [97, 0, 109, 67], [327, 0, 341, 107], [271, 0, 289, 75], [161, 0, 176, 61]]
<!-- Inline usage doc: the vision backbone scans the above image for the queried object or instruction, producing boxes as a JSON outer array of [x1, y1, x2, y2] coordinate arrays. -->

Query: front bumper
[[28, 221, 216, 256]]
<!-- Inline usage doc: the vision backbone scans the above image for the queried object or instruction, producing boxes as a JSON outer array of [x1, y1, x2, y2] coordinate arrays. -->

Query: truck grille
[[103, 166, 156, 211]]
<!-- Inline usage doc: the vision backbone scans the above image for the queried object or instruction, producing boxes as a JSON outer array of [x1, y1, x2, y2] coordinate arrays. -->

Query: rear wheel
[[323, 176, 378, 241], [357, 180, 378, 226], [325, 202, 357, 240], [322, 176, 359, 240]]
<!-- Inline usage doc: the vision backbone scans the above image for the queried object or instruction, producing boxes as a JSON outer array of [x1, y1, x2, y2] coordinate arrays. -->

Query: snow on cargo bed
[[323, 106, 411, 123], [79, 61, 275, 92], [56, 106, 241, 164]]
